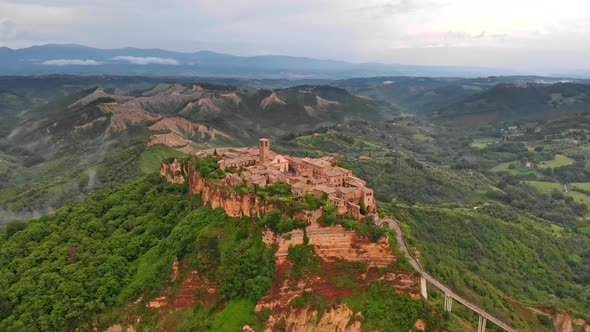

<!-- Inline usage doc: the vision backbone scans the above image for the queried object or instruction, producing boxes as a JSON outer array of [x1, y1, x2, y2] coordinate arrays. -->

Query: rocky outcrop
[[103, 324, 136, 332], [262, 305, 361, 332], [316, 95, 339, 107], [148, 116, 231, 141], [260, 92, 286, 109], [257, 222, 419, 331], [553, 311, 589, 332], [554, 312, 575, 332], [263, 223, 398, 267], [160, 159, 184, 184], [161, 159, 274, 218], [69, 88, 132, 108], [145, 269, 217, 310], [530, 307, 590, 332], [98, 103, 161, 133], [160, 159, 326, 221], [148, 132, 194, 148], [221, 92, 241, 105]]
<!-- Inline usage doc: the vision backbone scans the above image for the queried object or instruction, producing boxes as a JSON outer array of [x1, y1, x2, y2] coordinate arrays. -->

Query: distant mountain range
[[0, 44, 523, 79]]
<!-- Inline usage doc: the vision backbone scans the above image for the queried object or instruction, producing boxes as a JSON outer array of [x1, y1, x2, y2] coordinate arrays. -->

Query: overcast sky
[[0, 0, 589, 71]]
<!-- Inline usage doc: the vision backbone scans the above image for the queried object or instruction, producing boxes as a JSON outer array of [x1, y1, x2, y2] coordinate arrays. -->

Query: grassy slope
[[138, 145, 187, 174], [538, 154, 575, 168], [388, 203, 590, 329]]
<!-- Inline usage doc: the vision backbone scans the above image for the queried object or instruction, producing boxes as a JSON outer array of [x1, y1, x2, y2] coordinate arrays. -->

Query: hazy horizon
[[1, 0, 589, 74]]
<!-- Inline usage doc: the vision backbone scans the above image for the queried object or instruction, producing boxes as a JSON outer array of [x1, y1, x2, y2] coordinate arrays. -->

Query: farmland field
[[538, 154, 575, 168]]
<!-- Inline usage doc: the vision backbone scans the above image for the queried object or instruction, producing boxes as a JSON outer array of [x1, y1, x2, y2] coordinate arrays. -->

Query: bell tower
[[259, 138, 270, 162]]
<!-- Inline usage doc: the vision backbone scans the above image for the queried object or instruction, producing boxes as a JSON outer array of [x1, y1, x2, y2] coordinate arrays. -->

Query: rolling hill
[[433, 82, 590, 126], [333, 76, 587, 115], [0, 81, 396, 223]]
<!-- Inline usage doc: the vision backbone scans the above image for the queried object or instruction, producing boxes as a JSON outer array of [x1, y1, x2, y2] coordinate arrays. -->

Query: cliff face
[[160, 159, 325, 222], [263, 223, 399, 268], [161, 159, 275, 218], [257, 222, 420, 331]]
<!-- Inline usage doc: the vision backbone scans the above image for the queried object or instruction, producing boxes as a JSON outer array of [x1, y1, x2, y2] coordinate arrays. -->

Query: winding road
[[376, 217, 517, 332]]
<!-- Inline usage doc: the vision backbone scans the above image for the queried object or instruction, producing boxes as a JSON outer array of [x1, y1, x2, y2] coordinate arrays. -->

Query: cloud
[[361, 0, 445, 17], [112, 56, 179, 65], [0, 2, 86, 25], [0, 19, 15, 38], [42, 59, 101, 66], [1, 0, 590, 70]]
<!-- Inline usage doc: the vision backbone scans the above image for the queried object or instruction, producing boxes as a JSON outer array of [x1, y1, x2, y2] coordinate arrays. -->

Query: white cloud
[[112, 56, 179, 65], [0, 19, 15, 38], [42, 59, 101, 66], [1, 0, 590, 70], [0, 2, 86, 25]]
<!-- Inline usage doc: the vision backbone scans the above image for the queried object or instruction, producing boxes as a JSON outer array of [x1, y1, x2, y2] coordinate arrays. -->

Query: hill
[[0, 167, 447, 331], [0, 81, 396, 223], [0, 44, 516, 78], [433, 82, 590, 126], [333, 76, 586, 115], [9, 82, 395, 153]]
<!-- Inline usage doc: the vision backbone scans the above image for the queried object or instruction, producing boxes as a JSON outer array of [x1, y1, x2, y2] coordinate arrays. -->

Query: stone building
[[208, 138, 376, 217]]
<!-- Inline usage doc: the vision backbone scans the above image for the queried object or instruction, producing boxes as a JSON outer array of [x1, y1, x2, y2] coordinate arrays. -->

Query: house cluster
[[206, 138, 376, 218]]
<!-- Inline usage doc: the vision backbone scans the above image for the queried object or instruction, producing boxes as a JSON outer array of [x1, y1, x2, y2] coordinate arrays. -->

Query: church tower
[[259, 138, 270, 162]]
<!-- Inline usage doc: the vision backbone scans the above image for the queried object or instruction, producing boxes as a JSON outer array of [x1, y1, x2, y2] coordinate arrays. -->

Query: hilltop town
[[190, 138, 376, 219]]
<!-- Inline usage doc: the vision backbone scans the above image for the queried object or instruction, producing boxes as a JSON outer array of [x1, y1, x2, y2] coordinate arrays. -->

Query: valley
[[1, 75, 590, 331]]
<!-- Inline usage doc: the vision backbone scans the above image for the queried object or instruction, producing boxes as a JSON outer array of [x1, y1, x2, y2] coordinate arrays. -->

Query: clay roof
[[324, 167, 349, 177], [346, 176, 366, 187], [302, 157, 333, 168], [337, 187, 358, 194], [312, 185, 336, 194], [222, 156, 257, 164], [292, 182, 310, 189], [286, 156, 304, 164], [288, 175, 307, 182]]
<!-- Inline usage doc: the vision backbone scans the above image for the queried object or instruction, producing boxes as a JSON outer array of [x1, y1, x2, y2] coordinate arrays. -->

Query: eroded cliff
[[160, 158, 325, 222]]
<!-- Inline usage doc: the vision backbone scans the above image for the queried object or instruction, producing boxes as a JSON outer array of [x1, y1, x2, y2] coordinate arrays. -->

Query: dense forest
[[0, 175, 276, 330]]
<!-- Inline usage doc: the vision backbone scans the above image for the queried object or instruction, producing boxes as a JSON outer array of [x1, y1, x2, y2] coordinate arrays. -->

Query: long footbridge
[[375, 217, 517, 332]]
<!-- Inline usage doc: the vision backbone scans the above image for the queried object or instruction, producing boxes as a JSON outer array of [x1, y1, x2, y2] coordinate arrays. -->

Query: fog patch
[[113, 56, 179, 65], [42, 59, 102, 66], [0, 207, 55, 224], [7, 125, 24, 139], [86, 168, 97, 190], [7, 120, 44, 140], [77, 138, 116, 167]]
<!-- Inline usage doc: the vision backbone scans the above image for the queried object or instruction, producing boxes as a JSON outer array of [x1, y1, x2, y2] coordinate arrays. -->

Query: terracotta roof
[[324, 167, 349, 177], [312, 185, 336, 194], [338, 187, 358, 194], [302, 157, 332, 168], [292, 182, 310, 189]]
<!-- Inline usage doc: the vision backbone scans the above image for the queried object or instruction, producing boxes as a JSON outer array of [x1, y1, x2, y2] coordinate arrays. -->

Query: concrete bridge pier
[[420, 276, 427, 299], [443, 294, 453, 312], [478, 315, 487, 332]]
